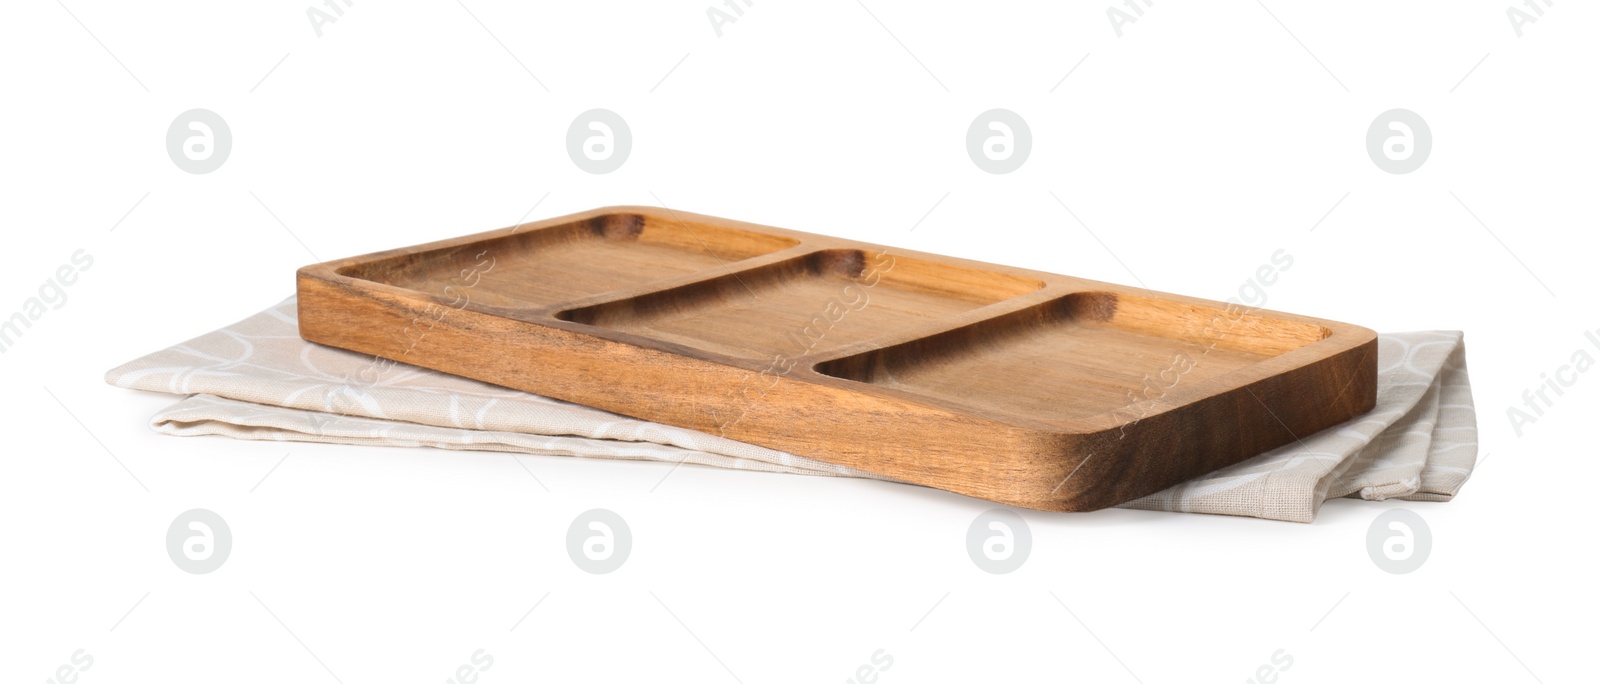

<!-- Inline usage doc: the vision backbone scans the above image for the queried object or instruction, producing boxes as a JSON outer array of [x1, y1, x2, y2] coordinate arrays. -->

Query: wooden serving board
[[297, 207, 1377, 511]]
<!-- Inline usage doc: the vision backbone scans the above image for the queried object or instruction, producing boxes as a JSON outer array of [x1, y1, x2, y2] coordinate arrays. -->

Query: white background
[[2, 1, 1595, 681]]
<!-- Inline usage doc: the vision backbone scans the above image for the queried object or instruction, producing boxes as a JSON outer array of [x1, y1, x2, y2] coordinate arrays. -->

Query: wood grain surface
[[297, 207, 1378, 511]]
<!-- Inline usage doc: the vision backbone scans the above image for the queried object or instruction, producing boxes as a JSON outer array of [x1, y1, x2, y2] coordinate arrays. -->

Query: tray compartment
[[337, 211, 798, 309], [559, 249, 1044, 360], [816, 291, 1331, 426]]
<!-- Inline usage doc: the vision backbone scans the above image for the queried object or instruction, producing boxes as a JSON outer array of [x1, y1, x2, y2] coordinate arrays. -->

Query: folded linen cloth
[[106, 297, 1477, 522]]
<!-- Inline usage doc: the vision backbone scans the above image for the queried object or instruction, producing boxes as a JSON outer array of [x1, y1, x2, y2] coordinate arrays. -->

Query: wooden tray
[[297, 207, 1377, 511]]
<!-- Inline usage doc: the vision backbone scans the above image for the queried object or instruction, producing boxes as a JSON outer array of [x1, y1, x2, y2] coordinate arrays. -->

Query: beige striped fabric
[[105, 297, 1477, 522]]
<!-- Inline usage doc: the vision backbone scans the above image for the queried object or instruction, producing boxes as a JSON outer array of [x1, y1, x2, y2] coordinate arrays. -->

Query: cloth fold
[[107, 297, 1477, 522]]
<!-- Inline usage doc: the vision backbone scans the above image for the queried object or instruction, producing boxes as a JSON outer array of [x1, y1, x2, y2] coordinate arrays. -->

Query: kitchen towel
[[106, 297, 1477, 522]]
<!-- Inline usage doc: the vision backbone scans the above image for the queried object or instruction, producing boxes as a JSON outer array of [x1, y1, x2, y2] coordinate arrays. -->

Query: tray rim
[[297, 205, 1377, 436]]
